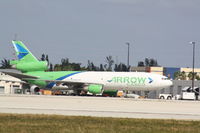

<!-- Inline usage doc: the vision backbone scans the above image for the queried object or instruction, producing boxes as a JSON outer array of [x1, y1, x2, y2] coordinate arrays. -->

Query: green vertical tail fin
[[12, 40, 38, 62], [10, 40, 48, 72]]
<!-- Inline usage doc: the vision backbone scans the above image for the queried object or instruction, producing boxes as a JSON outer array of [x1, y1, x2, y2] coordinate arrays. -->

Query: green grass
[[0, 113, 200, 133]]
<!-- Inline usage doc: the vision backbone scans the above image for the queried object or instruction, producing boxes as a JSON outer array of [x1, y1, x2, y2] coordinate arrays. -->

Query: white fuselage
[[62, 72, 173, 91]]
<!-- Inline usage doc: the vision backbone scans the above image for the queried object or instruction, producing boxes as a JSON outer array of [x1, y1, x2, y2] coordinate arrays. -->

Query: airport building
[[131, 66, 200, 80], [0, 70, 23, 94], [130, 67, 164, 75]]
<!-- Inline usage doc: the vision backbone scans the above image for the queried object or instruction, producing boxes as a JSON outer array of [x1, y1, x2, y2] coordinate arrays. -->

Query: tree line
[[137, 58, 159, 67], [174, 71, 200, 80], [47, 55, 130, 72]]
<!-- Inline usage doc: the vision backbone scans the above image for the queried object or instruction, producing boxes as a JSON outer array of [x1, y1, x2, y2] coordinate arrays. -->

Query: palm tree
[[0, 59, 11, 69], [188, 72, 198, 80], [174, 71, 186, 80], [180, 71, 186, 80], [105, 56, 114, 71], [145, 58, 150, 67]]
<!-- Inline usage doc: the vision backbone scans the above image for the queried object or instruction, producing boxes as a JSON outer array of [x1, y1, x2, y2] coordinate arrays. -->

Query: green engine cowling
[[11, 60, 48, 72], [87, 84, 103, 94]]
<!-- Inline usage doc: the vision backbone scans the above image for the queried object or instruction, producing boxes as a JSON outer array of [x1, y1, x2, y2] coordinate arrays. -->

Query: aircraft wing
[[0, 71, 39, 80], [0, 79, 26, 84]]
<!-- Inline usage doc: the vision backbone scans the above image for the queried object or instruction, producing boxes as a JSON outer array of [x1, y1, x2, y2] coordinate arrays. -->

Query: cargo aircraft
[[1, 41, 172, 94]]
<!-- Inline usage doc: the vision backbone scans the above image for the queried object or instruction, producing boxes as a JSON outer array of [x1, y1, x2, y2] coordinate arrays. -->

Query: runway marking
[[1, 107, 200, 117]]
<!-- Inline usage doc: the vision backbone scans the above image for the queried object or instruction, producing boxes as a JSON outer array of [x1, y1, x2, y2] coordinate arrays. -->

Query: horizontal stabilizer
[[0, 79, 26, 84], [0, 71, 38, 80]]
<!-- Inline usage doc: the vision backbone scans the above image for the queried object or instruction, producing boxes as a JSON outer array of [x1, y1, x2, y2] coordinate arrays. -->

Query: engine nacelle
[[11, 60, 48, 72], [30, 85, 40, 94], [84, 84, 103, 94]]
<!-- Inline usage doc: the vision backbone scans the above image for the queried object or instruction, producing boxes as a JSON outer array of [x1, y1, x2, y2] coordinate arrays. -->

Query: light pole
[[126, 42, 130, 71], [190, 41, 196, 89]]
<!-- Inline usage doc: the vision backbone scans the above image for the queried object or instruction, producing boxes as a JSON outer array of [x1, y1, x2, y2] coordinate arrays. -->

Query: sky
[[0, 0, 200, 68]]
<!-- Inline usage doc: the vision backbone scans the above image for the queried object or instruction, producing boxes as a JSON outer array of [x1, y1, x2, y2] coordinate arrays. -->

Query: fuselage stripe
[[46, 71, 82, 88]]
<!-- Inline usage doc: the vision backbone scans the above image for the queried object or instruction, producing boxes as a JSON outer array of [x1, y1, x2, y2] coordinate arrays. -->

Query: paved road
[[0, 95, 200, 120]]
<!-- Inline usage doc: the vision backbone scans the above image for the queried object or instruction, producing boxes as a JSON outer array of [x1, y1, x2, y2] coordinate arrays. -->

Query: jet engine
[[30, 85, 40, 94]]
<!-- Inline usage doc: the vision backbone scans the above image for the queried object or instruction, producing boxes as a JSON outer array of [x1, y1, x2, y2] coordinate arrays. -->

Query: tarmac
[[0, 94, 200, 120]]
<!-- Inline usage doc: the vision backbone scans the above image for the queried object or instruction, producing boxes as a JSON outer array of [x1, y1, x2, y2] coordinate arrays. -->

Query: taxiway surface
[[0, 95, 200, 120]]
